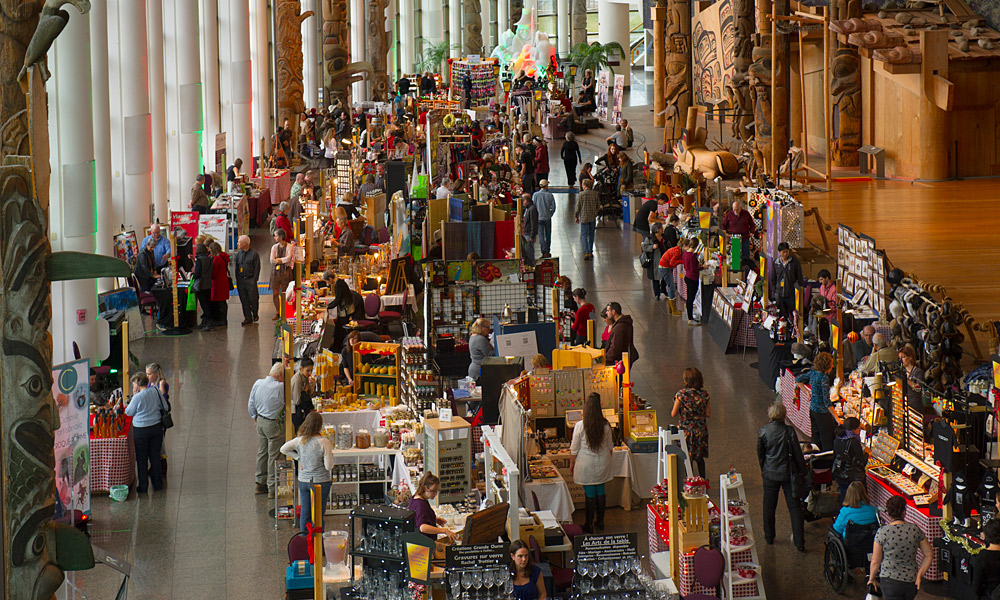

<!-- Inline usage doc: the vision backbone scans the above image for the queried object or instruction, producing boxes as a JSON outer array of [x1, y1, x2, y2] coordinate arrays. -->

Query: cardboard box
[[508, 512, 545, 548]]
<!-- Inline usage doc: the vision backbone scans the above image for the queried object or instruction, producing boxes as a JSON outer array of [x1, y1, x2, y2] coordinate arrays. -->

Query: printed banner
[[170, 211, 199, 241], [198, 213, 228, 245], [53, 359, 91, 516], [595, 71, 610, 121], [611, 75, 625, 125]]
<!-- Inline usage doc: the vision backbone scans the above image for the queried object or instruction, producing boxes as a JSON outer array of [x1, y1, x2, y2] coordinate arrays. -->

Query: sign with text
[[402, 532, 435, 584], [53, 359, 91, 516], [198, 213, 228, 246], [170, 211, 199, 241], [445, 542, 506, 570], [573, 532, 639, 563]]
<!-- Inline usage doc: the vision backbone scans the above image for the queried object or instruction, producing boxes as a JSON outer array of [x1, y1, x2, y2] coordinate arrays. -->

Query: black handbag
[[639, 251, 652, 269], [157, 388, 174, 430]]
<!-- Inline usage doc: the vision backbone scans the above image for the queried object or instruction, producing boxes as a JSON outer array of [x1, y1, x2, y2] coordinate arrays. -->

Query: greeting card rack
[[720, 472, 766, 599]]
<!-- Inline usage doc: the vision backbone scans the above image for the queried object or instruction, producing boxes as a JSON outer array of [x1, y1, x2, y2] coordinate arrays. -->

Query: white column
[[303, 0, 318, 110], [229, 0, 253, 173], [557, 0, 568, 55], [400, 0, 414, 74], [147, 0, 168, 221], [165, 0, 205, 214], [251, 0, 270, 155], [351, 0, 367, 101], [91, 0, 115, 290], [480, 0, 491, 53], [202, 0, 222, 170], [597, 0, 630, 86], [115, 0, 154, 231], [48, 9, 99, 365], [497, 0, 507, 41], [449, 0, 462, 58]]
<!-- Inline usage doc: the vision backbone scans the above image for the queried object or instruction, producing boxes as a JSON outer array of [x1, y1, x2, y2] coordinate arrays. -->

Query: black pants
[[810, 409, 836, 452], [685, 277, 699, 320], [776, 295, 795, 319], [133, 424, 165, 493], [565, 161, 578, 187], [521, 173, 535, 195], [212, 299, 227, 324], [762, 476, 804, 548], [695, 457, 706, 479], [196, 290, 213, 324], [237, 281, 259, 321], [879, 577, 917, 600], [651, 277, 663, 298]]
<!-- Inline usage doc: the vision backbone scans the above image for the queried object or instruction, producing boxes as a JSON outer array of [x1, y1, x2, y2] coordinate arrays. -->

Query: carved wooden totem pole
[[463, 0, 484, 56], [831, 0, 862, 166], [726, 0, 754, 143], [571, 0, 588, 47], [748, 0, 789, 182], [322, 0, 373, 104], [1, 1, 122, 597], [663, 0, 692, 146], [275, 0, 314, 142], [367, 0, 389, 101]]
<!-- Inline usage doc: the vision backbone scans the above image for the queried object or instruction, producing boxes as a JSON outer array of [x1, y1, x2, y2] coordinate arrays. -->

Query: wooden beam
[[823, 6, 832, 189]]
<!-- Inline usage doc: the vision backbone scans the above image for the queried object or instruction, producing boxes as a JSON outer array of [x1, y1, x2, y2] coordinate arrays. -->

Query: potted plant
[[566, 41, 627, 77], [416, 39, 461, 85]]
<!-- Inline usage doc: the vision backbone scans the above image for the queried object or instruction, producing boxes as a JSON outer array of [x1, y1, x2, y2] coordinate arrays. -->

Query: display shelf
[[347, 504, 416, 586], [353, 341, 400, 405], [424, 417, 471, 505], [720, 472, 766, 599], [274, 459, 297, 528]]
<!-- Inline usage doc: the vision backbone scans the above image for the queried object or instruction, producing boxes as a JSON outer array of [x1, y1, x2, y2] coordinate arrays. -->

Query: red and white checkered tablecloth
[[780, 369, 812, 437], [648, 504, 669, 555], [90, 432, 136, 493], [866, 473, 942, 581], [251, 170, 291, 205], [678, 547, 758, 597]]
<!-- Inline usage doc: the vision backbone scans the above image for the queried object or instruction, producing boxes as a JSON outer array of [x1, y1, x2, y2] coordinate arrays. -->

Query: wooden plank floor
[[799, 179, 1000, 330]]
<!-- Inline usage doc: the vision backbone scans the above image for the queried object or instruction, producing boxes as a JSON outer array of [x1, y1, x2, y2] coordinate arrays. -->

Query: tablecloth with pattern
[[90, 432, 136, 493]]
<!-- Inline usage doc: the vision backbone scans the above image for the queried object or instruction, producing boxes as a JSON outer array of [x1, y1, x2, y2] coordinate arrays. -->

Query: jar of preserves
[[373, 427, 389, 448], [355, 428, 371, 449]]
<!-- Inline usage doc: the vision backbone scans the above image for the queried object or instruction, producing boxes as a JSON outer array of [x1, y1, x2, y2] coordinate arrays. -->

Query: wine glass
[[462, 570, 474, 600], [472, 569, 483, 600], [504, 575, 514, 596], [578, 560, 591, 580], [450, 573, 462, 599]]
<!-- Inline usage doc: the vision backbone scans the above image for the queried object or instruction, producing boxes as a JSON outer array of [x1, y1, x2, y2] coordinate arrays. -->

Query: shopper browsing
[[248, 363, 286, 498], [868, 495, 933, 599], [191, 243, 215, 330], [682, 239, 703, 325], [290, 357, 316, 430], [467, 318, 493, 380], [533, 137, 549, 188], [831, 481, 878, 537], [209, 241, 230, 326], [532, 180, 556, 259], [571, 288, 595, 346], [281, 412, 334, 533], [769, 242, 804, 319], [832, 417, 867, 505], [125, 372, 167, 494], [757, 401, 806, 551], [571, 393, 614, 533], [509, 540, 547, 600], [521, 193, 538, 264], [641, 224, 668, 300], [603, 302, 638, 367], [671, 368, 711, 478], [795, 351, 836, 452], [190, 174, 210, 214], [659, 237, 686, 317], [574, 179, 599, 260], [408, 472, 458, 541], [233, 235, 260, 325], [561, 132, 582, 188]]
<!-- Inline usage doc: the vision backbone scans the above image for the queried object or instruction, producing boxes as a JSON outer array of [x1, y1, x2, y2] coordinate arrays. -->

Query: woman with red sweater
[[209, 241, 231, 326], [571, 288, 595, 346], [659, 238, 687, 317], [682, 239, 703, 325]]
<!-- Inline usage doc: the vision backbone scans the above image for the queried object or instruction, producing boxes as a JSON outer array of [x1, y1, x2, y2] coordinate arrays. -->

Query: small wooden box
[[677, 522, 710, 552], [508, 512, 545, 548]]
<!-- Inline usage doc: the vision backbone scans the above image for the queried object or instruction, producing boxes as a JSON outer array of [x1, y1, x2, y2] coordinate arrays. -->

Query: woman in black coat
[[757, 401, 807, 551], [561, 132, 582, 188], [190, 243, 215, 330], [133, 239, 159, 293], [832, 417, 867, 505], [641, 224, 669, 300]]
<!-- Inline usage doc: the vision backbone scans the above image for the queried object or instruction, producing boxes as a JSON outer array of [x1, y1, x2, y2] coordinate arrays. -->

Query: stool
[[858, 145, 885, 178], [584, 116, 600, 130]]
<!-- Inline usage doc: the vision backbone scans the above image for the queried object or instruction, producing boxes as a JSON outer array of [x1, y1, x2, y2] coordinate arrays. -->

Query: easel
[[161, 232, 192, 336]]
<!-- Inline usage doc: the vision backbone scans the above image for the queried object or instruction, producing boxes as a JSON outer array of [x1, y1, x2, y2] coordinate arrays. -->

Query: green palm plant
[[415, 39, 461, 79], [566, 41, 628, 75]]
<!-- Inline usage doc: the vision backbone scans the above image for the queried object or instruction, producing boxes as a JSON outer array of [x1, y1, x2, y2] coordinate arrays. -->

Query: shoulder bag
[[157, 387, 174, 430]]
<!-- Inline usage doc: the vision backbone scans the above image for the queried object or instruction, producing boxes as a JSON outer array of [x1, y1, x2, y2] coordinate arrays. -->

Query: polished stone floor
[[59, 73, 947, 599]]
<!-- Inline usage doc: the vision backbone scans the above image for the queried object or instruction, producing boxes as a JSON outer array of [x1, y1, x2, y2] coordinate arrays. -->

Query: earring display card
[[553, 368, 585, 416]]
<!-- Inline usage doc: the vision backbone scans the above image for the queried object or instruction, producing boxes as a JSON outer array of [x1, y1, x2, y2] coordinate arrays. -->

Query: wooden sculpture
[[367, 0, 389, 101], [726, 0, 754, 142], [463, 0, 484, 55], [276, 0, 314, 141], [872, 45, 921, 63], [672, 106, 740, 179], [749, 0, 789, 181], [848, 31, 905, 48], [663, 0, 692, 147], [652, 0, 667, 127], [829, 17, 881, 34], [831, 0, 861, 167], [322, 0, 374, 104]]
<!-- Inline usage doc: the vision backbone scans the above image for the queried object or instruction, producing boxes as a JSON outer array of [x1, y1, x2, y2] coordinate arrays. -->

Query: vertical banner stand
[[162, 232, 192, 336]]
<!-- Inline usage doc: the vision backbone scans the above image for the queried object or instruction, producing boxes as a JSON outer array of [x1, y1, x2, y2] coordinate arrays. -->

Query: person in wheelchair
[[832, 482, 878, 537], [825, 482, 881, 593]]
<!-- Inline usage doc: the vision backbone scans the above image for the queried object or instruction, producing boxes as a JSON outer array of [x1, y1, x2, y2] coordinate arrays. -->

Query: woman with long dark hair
[[671, 367, 710, 478], [280, 411, 334, 533], [190, 243, 214, 330], [571, 392, 614, 532], [509, 539, 547, 600]]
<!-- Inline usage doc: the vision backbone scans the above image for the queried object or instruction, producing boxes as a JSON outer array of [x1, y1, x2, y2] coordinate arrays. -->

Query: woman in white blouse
[[570, 392, 614, 533], [280, 412, 334, 533], [269, 228, 295, 320]]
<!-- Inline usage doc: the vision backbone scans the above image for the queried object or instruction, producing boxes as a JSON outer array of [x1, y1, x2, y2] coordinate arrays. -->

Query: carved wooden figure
[[663, 0, 692, 146], [831, 0, 862, 167], [463, 0, 484, 55], [367, 0, 389, 101], [727, 0, 754, 142], [276, 0, 314, 142], [323, 0, 374, 103], [749, 0, 789, 181]]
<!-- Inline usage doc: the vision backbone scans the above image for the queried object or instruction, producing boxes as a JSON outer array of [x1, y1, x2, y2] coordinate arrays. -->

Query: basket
[[109, 485, 129, 502]]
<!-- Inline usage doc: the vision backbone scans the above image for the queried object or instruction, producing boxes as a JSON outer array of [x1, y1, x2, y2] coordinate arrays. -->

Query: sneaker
[[155, 324, 167, 331], [255, 483, 268, 495]]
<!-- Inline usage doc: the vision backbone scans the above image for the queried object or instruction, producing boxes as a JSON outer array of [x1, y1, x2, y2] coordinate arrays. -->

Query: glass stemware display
[[570, 555, 677, 600], [357, 566, 408, 600], [446, 567, 511, 600]]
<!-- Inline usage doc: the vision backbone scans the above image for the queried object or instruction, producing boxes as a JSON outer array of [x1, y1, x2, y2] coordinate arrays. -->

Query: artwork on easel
[[595, 71, 610, 121], [114, 231, 139, 269]]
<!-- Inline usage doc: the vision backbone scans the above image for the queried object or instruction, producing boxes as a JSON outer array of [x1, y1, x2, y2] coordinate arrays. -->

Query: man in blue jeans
[[575, 178, 599, 260], [533, 179, 556, 258]]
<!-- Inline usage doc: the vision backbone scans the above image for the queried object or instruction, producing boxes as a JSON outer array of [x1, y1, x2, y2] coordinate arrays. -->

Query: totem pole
[[2, 1, 131, 597], [367, 0, 389, 101], [652, 0, 666, 127], [463, 0, 484, 56], [726, 0, 754, 143], [322, 0, 374, 104], [663, 0, 692, 147], [831, 0, 861, 166], [275, 0, 314, 142], [748, 0, 789, 182]]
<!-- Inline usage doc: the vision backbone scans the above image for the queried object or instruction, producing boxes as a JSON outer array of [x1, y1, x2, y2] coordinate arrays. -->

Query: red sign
[[169, 211, 199, 240]]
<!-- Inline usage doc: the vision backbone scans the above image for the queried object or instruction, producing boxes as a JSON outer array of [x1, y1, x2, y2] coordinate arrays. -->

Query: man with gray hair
[[189, 173, 210, 213], [249, 362, 286, 498], [861, 332, 899, 375], [234, 235, 260, 325], [272, 201, 293, 240]]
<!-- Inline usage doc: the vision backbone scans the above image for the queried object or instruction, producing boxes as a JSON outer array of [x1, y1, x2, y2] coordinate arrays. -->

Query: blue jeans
[[298, 480, 332, 532], [538, 220, 552, 255], [580, 221, 595, 254], [661, 268, 677, 299]]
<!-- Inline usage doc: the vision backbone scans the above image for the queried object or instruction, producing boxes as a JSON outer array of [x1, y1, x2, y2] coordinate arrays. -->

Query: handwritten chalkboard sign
[[445, 542, 507, 569]]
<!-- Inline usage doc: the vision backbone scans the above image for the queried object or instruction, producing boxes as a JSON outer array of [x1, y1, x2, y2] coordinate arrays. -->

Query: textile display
[[448, 60, 498, 107], [53, 359, 91, 514], [691, 0, 737, 108]]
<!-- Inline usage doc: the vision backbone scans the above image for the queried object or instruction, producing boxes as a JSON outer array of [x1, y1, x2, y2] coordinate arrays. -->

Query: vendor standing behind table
[[720, 198, 756, 267], [898, 347, 927, 416], [769, 242, 804, 319], [509, 540, 547, 600], [326, 276, 358, 350], [467, 318, 494, 381], [290, 357, 316, 431], [408, 473, 458, 541], [571, 392, 614, 533], [336, 216, 356, 258], [860, 332, 899, 376], [796, 351, 836, 452], [340, 330, 381, 386]]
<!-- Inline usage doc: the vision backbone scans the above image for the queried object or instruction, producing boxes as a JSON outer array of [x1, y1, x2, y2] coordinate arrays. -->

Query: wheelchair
[[823, 520, 880, 594]]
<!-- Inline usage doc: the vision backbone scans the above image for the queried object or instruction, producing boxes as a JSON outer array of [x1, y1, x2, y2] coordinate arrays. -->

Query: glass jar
[[356, 428, 371, 449], [336, 423, 354, 450], [373, 427, 389, 448]]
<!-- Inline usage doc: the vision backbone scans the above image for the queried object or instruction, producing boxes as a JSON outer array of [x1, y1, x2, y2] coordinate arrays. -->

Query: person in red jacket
[[571, 288, 595, 346], [682, 240, 703, 325], [274, 201, 293, 240], [209, 241, 231, 326], [659, 238, 687, 317]]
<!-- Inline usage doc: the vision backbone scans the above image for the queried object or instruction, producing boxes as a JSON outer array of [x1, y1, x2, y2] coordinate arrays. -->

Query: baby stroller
[[823, 517, 881, 594], [800, 444, 841, 522], [594, 166, 621, 227]]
